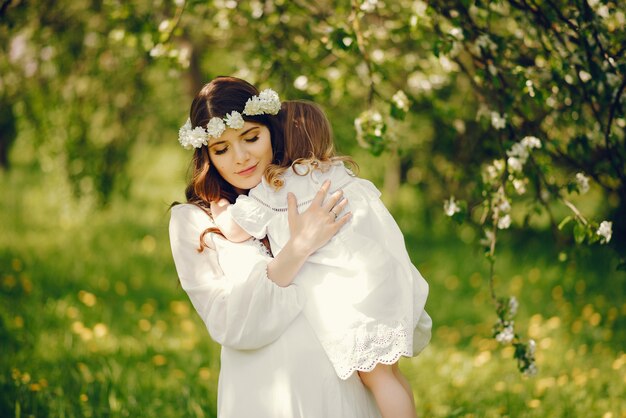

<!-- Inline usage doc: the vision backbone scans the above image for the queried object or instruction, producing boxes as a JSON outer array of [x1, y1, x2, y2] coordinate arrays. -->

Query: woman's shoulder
[[170, 203, 216, 229]]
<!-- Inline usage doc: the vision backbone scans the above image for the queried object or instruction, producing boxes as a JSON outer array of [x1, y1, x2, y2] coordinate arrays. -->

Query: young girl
[[211, 100, 431, 418]]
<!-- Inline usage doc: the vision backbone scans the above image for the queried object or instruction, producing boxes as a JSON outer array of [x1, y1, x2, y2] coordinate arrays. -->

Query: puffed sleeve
[[169, 204, 305, 350], [228, 194, 272, 239]]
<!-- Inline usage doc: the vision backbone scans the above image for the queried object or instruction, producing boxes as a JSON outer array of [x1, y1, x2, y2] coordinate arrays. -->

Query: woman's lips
[[236, 163, 258, 177]]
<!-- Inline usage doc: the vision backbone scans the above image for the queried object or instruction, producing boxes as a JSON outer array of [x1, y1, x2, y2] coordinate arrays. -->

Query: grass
[[1, 143, 625, 417]]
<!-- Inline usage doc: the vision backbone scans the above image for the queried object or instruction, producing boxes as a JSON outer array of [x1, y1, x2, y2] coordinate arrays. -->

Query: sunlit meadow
[[1, 141, 625, 417]]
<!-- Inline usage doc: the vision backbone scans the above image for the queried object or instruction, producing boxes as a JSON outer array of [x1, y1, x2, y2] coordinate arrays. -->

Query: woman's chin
[[232, 175, 263, 192]]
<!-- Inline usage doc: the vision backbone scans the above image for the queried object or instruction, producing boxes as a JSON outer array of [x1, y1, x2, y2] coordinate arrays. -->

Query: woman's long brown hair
[[176, 76, 284, 251]]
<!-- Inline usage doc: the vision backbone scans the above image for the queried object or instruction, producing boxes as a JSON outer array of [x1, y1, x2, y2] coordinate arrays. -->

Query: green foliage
[[1, 146, 625, 417], [1, 0, 624, 400]]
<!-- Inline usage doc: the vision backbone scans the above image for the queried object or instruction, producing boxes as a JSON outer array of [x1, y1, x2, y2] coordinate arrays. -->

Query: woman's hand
[[266, 180, 351, 287], [287, 180, 351, 258]]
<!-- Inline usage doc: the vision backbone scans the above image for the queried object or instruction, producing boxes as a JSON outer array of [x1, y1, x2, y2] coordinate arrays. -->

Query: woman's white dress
[[169, 204, 381, 418], [229, 162, 432, 380]]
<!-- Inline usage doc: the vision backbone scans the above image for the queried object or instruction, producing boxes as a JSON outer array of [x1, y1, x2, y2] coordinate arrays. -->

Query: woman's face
[[208, 121, 273, 193]]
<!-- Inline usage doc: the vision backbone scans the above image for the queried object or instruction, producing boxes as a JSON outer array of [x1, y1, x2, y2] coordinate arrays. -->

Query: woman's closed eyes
[[213, 136, 260, 155]]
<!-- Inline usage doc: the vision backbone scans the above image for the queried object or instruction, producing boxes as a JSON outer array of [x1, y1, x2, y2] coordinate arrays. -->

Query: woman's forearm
[[267, 182, 350, 287], [266, 239, 311, 287]]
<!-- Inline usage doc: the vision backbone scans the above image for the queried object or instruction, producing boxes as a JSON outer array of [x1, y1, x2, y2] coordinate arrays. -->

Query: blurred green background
[[1, 0, 625, 417]]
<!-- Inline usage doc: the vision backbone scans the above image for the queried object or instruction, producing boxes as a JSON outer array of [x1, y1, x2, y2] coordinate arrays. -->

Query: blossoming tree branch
[[3, 0, 623, 375]]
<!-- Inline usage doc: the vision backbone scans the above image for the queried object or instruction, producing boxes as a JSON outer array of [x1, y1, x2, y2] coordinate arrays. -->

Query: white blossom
[[575, 172, 590, 194], [449, 27, 464, 40], [444, 196, 461, 217], [507, 156, 524, 172], [507, 142, 530, 160], [476, 34, 497, 53], [355, 109, 385, 148], [597, 221, 612, 244], [495, 323, 515, 344], [392, 90, 410, 112], [497, 196, 511, 213], [294, 75, 308, 90], [513, 178, 527, 195], [206, 117, 226, 139], [360, 0, 379, 12], [498, 214, 512, 229], [527, 339, 536, 356], [491, 112, 506, 129], [224, 111, 245, 129], [509, 296, 519, 317], [521, 136, 542, 149]]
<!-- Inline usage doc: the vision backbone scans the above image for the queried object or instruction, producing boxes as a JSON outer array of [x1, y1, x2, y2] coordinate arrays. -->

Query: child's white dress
[[229, 162, 432, 380]]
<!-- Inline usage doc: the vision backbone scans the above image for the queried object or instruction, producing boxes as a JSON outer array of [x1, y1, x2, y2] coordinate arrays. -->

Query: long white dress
[[169, 204, 381, 418], [229, 162, 432, 380]]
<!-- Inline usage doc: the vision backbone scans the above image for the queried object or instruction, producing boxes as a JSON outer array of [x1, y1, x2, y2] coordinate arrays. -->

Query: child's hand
[[210, 198, 231, 219], [211, 198, 252, 243]]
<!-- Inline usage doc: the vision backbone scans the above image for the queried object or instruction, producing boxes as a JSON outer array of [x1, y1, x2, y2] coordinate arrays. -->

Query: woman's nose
[[233, 144, 250, 163]]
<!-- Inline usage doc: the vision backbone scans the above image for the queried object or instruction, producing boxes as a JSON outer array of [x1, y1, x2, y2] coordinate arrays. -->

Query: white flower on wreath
[[597, 221, 612, 244], [178, 119, 211, 149], [244, 88, 281, 115], [206, 117, 226, 139], [224, 111, 245, 129]]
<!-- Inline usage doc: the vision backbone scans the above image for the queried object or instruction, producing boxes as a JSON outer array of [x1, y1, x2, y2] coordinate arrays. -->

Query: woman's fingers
[[322, 189, 344, 212], [329, 195, 348, 217], [311, 180, 331, 207], [287, 192, 299, 227], [333, 211, 352, 229]]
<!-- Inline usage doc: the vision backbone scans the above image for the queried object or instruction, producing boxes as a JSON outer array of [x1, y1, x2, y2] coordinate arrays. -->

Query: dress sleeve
[[169, 204, 305, 350], [228, 194, 272, 239]]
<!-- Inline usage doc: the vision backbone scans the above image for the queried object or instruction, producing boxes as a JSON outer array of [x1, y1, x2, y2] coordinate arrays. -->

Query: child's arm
[[210, 198, 253, 243]]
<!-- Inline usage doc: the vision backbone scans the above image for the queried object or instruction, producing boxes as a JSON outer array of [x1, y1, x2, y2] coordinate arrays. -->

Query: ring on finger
[[330, 209, 338, 220]]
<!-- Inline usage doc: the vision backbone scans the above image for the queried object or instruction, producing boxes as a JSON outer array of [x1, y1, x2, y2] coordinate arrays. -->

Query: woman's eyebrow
[[239, 127, 258, 137], [208, 140, 227, 149]]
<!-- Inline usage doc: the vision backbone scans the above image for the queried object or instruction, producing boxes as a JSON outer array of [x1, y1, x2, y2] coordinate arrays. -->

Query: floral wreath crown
[[178, 89, 281, 150]]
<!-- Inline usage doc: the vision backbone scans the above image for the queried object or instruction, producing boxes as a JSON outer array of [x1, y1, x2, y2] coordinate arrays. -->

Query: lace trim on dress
[[322, 321, 413, 380]]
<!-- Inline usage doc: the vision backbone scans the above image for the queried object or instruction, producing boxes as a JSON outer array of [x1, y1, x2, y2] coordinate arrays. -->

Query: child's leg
[[392, 362, 415, 405], [358, 363, 417, 418]]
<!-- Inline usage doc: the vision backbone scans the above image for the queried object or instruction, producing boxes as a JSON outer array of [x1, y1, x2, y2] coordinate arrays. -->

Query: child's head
[[265, 100, 356, 189], [278, 100, 335, 166]]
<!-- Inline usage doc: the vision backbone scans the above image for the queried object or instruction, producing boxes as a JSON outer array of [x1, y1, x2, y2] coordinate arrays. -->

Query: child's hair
[[264, 100, 356, 189]]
